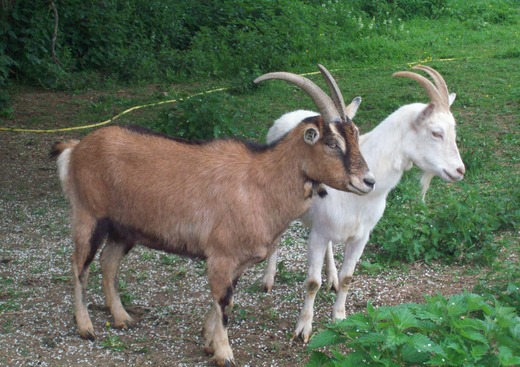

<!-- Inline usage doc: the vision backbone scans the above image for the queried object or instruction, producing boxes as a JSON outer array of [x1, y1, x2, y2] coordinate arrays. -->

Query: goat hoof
[[79, 329, 96, 341], [114, 318, 136, 330], [328, 284, 339, 293], [263, 284, 273, 293], [213, 357, 235, 367], [292, 329, 311, 344]]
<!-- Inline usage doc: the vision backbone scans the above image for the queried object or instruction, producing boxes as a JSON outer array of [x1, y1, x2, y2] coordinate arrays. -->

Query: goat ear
[[448, 93, 456, 106], [416, 103, 435, 125], [345, 96, 362, 119], [303, 127, 320, 145]]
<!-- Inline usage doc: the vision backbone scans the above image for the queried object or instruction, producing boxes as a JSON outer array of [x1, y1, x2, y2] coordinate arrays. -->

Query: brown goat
[[51, 65, 375, 366]]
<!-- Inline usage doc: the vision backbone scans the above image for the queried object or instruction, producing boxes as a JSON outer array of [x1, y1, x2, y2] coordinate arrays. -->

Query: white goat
[[262, 65, 465, 342], [51, 65, 375, 367]]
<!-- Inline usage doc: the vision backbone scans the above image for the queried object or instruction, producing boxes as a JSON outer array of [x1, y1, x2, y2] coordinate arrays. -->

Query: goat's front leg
[[204, 258, 239, 367], [324, 241, 339, 292], [100, 240, 135, 329], [293, 231, 329, 343], [332, 234, 369, 321]]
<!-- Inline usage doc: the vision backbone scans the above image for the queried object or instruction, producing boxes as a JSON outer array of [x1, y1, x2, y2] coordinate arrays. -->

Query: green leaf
[[510, 323, 520, 340], [410, 334, 445, 355], [446, 294, 468, 318], [415, 309, 445, 324], [465, 293, 494, 315], [307, 351, 332, 367], [391, 307, 420, 331], [401, 343, 430, 363], [307, 329, 344, 350], [342, 313, 373, 332], [384, 327, 409, 349], [498, 346, 520, 366], [459, 328, 489, 345], [354, 332, 387, 345], [470, 344, 489, 359], [367, 300, 376, 318]]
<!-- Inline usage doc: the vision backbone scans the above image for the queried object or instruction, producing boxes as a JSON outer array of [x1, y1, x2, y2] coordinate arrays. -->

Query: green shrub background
[[3, 0, 515, 97]]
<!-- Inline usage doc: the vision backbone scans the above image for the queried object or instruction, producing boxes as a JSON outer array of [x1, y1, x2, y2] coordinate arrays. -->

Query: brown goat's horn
[[412, 65, 450, 109], [393, 70, 445, 109], [254, 71, 341, 124], [317, 64, 348, 121]]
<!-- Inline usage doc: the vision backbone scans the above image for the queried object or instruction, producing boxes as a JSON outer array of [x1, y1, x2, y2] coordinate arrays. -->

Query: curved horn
[[317, 64, 348, 120], [413, 65, 450, 109], [254, 72, 341, 123], [393, 70, 445, 109]]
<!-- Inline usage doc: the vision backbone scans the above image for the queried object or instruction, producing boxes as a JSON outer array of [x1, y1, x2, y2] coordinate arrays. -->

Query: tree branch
[[50, 0, 61, 66]]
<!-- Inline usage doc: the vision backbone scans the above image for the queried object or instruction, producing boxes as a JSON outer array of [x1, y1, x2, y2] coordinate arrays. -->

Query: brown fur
[[52, 119, 369, 366]]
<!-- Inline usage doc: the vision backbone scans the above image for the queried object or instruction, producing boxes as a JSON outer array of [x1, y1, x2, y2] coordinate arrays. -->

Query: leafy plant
[[155, 92, 247, 140], [369, 169, 517, 265], [102, 333, 126, 352], [307, 293, 520, 366], [474, 250, 520, 311]]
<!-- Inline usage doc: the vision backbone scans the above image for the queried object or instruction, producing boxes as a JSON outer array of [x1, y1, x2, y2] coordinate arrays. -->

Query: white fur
[[57, 148, 73, 197], [263, 95, 465, 342]]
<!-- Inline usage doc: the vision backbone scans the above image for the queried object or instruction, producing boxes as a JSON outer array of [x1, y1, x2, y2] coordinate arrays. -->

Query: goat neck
[[358, 109, 415, 195]]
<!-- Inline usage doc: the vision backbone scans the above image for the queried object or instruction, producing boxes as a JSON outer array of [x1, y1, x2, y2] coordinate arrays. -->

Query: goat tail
[[50, 140, 79, 159], [50, 140, 79, 197]]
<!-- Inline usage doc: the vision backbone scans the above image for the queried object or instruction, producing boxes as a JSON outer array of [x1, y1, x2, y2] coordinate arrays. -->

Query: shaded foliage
[[5, 0, 516, 109]]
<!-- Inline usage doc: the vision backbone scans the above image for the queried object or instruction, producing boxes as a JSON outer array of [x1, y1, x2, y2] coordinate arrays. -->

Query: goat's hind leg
[[100, 238, 135, 329], [262, 237, 281, 293], [71, 213, 106, 340], [324, 241, 339, 292]]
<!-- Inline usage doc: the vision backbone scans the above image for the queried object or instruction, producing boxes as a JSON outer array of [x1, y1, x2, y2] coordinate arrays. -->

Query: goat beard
[[420, 172, 434, 202]]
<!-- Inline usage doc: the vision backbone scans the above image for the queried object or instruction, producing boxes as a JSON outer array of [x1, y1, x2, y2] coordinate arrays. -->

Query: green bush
[[307, 293, 520, 366], [153, 92, 246, 140], [352, 0, 449, 20], [368, 170, 517, 265], [474, 254, 520, 312], [0, 0, 414, 91]]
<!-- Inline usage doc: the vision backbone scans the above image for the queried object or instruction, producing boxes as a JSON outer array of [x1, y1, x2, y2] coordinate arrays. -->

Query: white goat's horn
[[317, 64, 348, 121], [413, 65, 450, 109], [393, 70, 445, 109], [254, 71, 341, 124]]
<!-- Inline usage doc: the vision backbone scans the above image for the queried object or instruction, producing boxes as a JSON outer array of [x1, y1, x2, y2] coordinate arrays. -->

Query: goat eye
[[327, 140, 337, 148], [432, 131, 443, 139]]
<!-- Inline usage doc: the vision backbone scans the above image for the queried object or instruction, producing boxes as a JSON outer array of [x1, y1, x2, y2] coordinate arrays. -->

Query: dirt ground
[[0, 90, 479, 366]]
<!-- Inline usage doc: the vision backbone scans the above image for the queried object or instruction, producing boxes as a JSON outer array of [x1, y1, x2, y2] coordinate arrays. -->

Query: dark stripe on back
[[120, 124, 275, 154]]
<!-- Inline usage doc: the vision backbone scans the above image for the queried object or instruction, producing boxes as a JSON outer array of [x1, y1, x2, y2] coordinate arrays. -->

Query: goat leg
[[100, 240, 136, 329]]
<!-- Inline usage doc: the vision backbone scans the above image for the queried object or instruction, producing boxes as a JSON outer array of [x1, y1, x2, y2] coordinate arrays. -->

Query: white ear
[[417, 103, 435, 125], [304, 127, 320, 145], [448, 93, 456, 106], [345, 96, 362, 119]]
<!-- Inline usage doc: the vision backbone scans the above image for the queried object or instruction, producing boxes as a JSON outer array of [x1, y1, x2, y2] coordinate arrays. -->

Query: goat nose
[[363, 176, 376, 188], [457, 166, 466, 176]]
